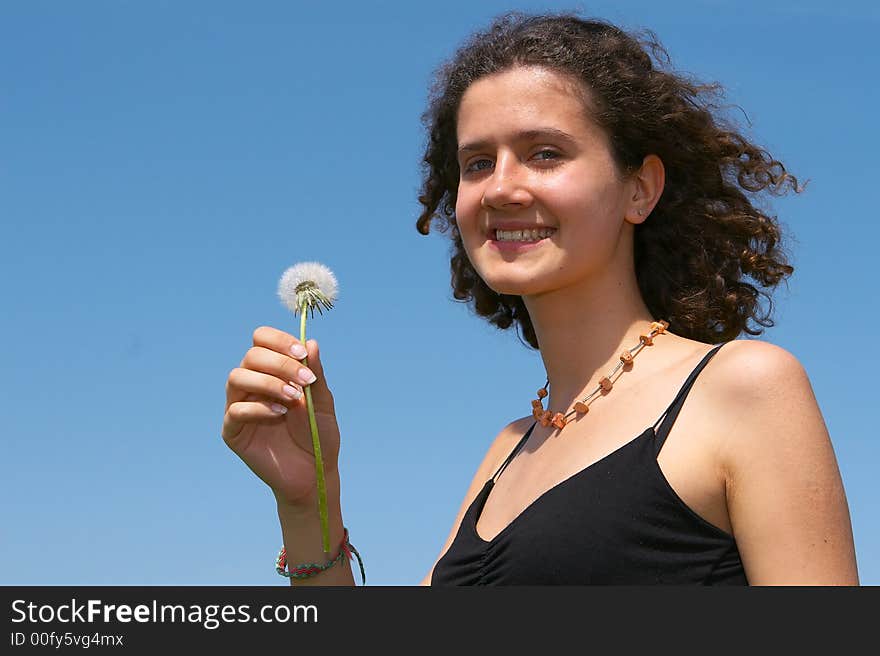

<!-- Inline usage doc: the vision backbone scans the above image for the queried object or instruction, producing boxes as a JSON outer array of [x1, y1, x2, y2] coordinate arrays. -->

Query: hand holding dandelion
[[278, 261, 339, 556]]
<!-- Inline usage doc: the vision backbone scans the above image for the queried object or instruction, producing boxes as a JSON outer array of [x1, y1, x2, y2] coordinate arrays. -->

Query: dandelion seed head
[[278, 261, 339, 316]]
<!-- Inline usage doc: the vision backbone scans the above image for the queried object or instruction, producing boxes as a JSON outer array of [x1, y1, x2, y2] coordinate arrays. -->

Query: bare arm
[[717, 341, 859, 585]]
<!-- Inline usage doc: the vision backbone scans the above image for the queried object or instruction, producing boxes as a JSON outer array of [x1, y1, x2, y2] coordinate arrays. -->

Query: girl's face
[[455, 65, 638, 298]]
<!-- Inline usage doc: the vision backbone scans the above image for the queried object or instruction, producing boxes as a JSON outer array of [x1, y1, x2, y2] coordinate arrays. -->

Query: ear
[[624, 154, 665, 225]]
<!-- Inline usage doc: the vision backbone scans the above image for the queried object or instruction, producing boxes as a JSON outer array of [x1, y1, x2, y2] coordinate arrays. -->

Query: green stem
[[300, 303, 330, 556]]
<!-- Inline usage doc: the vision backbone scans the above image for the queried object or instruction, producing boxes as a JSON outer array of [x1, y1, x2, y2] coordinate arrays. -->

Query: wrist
[[273, 474, 341, 517]]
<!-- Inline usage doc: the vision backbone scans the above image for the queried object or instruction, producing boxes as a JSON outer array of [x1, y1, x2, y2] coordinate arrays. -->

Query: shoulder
[[707, 337, 817, 437], [671, 338, 820, 488], [461, 414, 538, 491], [666, 338, 810, 440], [709, 338, 816, 428], [706, 337, 830, 486], [485, 415, 537, 470], [709, 338, 810, 400]]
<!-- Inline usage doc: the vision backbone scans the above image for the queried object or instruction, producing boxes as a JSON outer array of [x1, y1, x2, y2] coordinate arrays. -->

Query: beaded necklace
[[531, 320, 669, 430]]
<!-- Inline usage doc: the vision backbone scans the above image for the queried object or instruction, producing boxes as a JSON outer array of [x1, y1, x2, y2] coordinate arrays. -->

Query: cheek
[[541, 171, 621, 229], [454, 185, 479, 220], [454, 188, 484, 245]]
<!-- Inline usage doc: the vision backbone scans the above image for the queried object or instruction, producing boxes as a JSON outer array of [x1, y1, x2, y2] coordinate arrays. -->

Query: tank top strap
[[490, 420, 538, 483], [651, 342, 728, 456]]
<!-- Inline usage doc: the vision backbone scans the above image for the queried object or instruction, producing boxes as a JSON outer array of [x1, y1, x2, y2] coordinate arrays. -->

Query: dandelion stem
[[300, 300, 330, 556]]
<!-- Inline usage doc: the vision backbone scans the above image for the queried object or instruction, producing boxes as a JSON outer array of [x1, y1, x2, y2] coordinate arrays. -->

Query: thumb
[[302, 338, 334, 413]]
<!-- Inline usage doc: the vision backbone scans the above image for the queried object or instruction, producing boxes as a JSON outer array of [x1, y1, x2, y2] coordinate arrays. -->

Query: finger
[[228, 326, 310, 407], [222, 399, 289, 444], [251, 325, 309, 361], [226, 367, 304, 407], [234, 346, 318, 403]]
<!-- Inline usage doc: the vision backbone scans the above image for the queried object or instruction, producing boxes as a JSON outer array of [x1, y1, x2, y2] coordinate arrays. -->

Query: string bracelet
[[275, 527, 366, 585]]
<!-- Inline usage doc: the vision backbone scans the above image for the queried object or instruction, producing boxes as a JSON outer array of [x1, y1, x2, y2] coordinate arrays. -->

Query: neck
[[522, 253, 664, 415]]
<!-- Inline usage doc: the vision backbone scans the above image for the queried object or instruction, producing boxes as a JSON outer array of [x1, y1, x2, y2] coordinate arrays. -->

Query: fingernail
[[297, 368, 317, 385], [290, 343, 308, 359], [283, 384, 302, 400], [270, 403, 288, 414]]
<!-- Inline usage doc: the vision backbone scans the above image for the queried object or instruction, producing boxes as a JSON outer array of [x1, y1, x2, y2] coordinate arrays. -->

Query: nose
[[480, 152, 533, 210]]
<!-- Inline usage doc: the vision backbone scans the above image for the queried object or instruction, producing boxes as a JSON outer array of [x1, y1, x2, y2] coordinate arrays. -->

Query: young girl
[[221, 12, 859, 585]]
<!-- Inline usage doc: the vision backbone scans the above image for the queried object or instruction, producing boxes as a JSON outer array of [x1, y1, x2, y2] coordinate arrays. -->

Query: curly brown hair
[[415, 10, 803, 349]]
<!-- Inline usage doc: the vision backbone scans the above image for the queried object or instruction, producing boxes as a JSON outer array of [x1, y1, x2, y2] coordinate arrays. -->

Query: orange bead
[[540, 410, 552, 427], [533, 407, 544, 419], [619, 350, 634, 365], [599, 376, 613, 391], [639, 333, 653, 346], [532, 399, 543, 409], [574, 401, 589, 414], [551, 412, 567, 429], [537, 388, 548, 399], [650, 321, 667, 334]]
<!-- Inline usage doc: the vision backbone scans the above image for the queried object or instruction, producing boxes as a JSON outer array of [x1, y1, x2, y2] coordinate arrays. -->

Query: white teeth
[[495, 228, 555, 242]]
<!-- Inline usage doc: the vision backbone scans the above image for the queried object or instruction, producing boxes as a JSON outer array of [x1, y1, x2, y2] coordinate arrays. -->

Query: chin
[[465, 250, 547, 296], [481, 276, 542, 297]]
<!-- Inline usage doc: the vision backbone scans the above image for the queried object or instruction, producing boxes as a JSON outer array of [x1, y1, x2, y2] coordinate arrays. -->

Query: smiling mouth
[[490, 227, 557, 242]]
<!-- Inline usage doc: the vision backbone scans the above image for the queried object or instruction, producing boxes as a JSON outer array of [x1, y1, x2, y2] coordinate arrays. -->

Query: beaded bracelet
[[275, 527, 366, 585]]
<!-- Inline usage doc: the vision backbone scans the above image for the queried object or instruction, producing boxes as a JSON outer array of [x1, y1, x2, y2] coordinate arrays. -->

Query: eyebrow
[[457, 127, 578, 155]]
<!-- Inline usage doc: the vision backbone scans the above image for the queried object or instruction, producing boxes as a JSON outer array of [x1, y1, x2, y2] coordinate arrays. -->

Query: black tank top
[[431, 342, 748, 585]]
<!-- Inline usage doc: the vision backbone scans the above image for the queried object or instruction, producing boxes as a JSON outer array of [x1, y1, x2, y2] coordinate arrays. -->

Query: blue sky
[[2, 0, 877, 586]]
